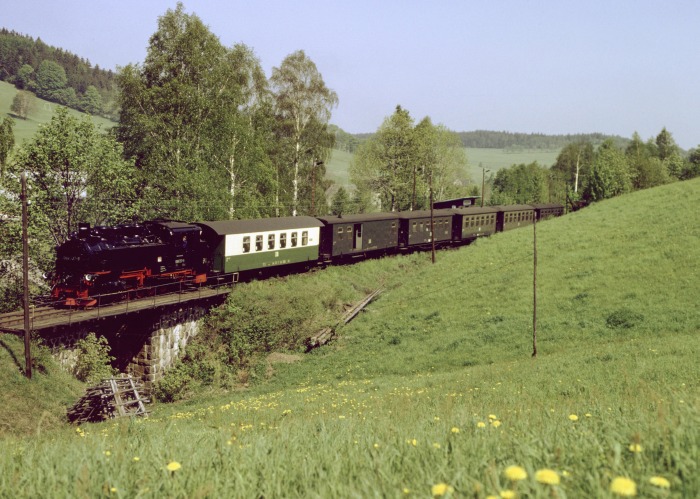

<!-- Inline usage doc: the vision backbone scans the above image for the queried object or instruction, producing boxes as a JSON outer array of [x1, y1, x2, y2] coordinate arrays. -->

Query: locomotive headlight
[[84, 274, 94, 282], [157, 256, 163, 263]]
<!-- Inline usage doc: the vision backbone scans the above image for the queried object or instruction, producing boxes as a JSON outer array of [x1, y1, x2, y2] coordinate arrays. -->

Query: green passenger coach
[[197, 217, 323, 275]]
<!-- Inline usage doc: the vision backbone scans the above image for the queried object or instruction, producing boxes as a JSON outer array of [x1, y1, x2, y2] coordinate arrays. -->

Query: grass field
[[0, 81, 116, 146], [0, 178, 698, 497], [327, 147, 560, 192]]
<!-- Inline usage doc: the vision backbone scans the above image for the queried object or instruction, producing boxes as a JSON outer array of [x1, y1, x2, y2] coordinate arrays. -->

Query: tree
[[80, 85, 103, 115], [582, 139, 631, 202], [270, 50, 338, 216], [680, 146, 700, 180], [35, 60, 67, 100], [491, 162, 549, 205], [351, 105, 416, 212], [0, 117, 14, 172], [10, 90, 34, 119], [330, 186, 350, 216], [655, 127, 677, 161], [16, 64, 34, 90], [626, 132, 669, 189], [551, 141, 594, 194], [117, 3, 233, 221], [10, 107, 139, 247], [117, 4, 277, 221]]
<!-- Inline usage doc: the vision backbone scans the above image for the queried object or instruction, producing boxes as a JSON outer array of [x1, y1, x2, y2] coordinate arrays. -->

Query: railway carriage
[[454, 206, 499, 242], [196, 217, 323, 277], [398, 209, 456, 249], [531, 203, 565, 220], [496, 205, 536, 232], [317, 213, 400, 260]]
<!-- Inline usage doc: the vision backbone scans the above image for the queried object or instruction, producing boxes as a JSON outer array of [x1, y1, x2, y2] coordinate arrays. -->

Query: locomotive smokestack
[[78, 223, 90, 239]]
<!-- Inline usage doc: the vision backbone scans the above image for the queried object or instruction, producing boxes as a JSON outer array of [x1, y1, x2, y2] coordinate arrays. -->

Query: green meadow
[[0, 81, 116, 145], [1, 178, 698, 497], [327, 147, 560, 192]]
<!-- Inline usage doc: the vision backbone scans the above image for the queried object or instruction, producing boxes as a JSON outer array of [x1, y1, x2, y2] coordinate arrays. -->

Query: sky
[[4, 0, 700, 149]]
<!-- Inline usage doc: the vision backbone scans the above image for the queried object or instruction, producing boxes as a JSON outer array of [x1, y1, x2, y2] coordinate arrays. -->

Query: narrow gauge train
[[50, 203, 564, 307]]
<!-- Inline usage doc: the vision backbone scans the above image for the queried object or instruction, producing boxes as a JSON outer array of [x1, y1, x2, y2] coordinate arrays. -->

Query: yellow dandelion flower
[[132, 457, 140, 462], [373, 443, 380, 449], [110, 487, 117, 493], [488, 414, 498, 420], [491, 420, 502, 428], [403, 487, 410, 495], [500, 491, 516, 499], [477, 421, 486, 428], [504, 465, 528, 481], [486, 495, 499, 499], [432, 443, 441, 449], [406, 438, 417, 446], [166, 461, 182, 472], [628, 443, 643, 453], [104, 451, 111, 457], [610, 477, 636, 496], [585, 413, 592, 418], [648, 476, 670, 489], [568, 414, 579, 421], [450, 427, 460, 434], [431, 483, 454, 496], [535, 469, 560, 485]]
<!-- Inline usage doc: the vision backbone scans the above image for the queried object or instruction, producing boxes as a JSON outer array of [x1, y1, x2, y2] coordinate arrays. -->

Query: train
[[50, 202, 565, 307]]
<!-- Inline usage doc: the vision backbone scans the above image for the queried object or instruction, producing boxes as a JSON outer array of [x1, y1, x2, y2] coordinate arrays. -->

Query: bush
[[73, 333, 116, 384], [152, 362, 192, 403], [606, 308, 644, 329]]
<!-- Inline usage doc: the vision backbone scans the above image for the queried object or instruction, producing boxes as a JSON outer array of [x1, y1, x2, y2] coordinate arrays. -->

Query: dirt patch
[[267, 352, 303, 364]]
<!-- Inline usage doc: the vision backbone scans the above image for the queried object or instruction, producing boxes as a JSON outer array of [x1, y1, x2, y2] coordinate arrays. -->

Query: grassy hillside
[[0, 81, 116, 146], [0, 179, 698, 497]]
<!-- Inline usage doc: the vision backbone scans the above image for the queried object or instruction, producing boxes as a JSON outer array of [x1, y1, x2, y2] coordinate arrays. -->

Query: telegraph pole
[[532, 214, 537, 358], [21, 172, 32, 378]]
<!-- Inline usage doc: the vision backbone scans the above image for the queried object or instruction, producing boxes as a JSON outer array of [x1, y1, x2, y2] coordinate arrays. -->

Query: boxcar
[[496, 205, 535, 232], [531, 203, 565, 220], [453, 207, 499, 242], [197, 217, 323, 275], [398, 209, 455, 249], [317, 213, 400, 260]]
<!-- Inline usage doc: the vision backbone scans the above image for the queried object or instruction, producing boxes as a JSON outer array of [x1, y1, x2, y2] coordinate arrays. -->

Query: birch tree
[[270, 50, 338, 216]]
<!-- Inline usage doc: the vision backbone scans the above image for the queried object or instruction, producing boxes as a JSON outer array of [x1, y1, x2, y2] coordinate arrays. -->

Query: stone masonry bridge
[[0, 285, 231, 385]]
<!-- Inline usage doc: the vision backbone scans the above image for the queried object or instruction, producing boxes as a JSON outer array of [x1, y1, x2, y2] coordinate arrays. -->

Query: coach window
[[291, 232, 298, 247], [243, 236, 251, 253], [255, 235, 263, 252], [268, 234, 275, 250], [302, 231, 308, 246], [280, 233, 287, 248]]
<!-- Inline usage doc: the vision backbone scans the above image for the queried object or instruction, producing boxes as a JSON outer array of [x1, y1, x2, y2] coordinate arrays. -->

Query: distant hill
[[0, 29, 118, 119]]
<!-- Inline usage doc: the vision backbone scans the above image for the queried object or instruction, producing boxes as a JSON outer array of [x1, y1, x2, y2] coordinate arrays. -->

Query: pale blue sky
[[4, 1, 699, 148]]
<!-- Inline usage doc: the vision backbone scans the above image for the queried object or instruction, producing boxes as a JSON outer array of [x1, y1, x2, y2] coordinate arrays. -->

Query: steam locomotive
[[50, 203, 564, 307]]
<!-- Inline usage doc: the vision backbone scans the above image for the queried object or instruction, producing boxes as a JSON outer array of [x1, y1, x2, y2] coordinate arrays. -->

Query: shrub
[[73, 333, 116, 384], [152, 362, 193, 403]]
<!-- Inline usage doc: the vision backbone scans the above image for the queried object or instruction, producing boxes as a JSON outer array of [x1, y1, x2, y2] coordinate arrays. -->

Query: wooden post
[[532, 213, 537, 358], [21, 172, 32, 379], [429, 169, 435, 264]]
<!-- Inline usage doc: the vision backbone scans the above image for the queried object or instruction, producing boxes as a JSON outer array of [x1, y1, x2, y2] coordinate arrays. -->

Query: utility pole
[[429, 169, 435, 264], [532, 213, 537, 358], [481, 167, 490, 208], [311, 160, 323, 216], [21, 172, 32, 378]]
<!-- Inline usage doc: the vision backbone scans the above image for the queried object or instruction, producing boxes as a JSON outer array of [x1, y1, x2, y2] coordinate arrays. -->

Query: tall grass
[[0, 179, 698, 497]]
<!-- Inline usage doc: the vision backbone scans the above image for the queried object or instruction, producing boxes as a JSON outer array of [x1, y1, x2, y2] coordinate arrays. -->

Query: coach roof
[[197, 216, 323, 236]]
